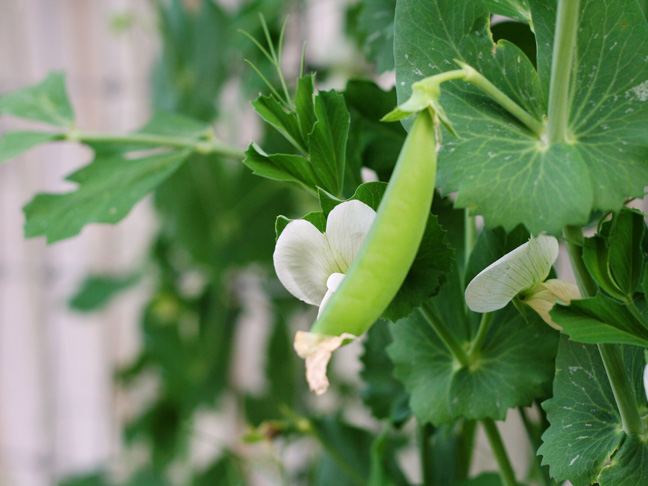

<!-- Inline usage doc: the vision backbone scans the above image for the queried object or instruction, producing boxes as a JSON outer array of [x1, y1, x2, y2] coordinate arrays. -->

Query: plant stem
[[599, 343, 645, 435], [420, 302, 470, 367], [459, 63, 545, 136], [563, 225, 645, 435], [419, 423, 434, 485], [468, 312, 494, 360], [519, 407, 553, 486], [482, 418, 518, 486], [547, 0, 580, 144], [68, 130, 245, 160], [562, 225, 598, 297], [464, 208, 476, 271]]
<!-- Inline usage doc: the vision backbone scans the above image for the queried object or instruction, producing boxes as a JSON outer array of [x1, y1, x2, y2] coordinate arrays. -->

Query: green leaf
[[481, 0, 530, 21], [295, 75, 316, 139], [275, 211, 327, 240], [68, 274, 139, 312], [388, 270, 558, 425], [529, 0, 648, 222], [309, 90, 350, 196], [24, 150, 190, 243], [608, 209, 646, 297], [243, 142, 317, 188], [0, 72, 74, 126], [360, 321, 410, 423], [250, 76, 351, 196], [596, 435, 648, 486], [539, 338, 648, 486], [357, 0, 396, 73], [583, 235, 628, 301], [251, 94, 307, 153], [395, 0, 648, 234], [551, 293, 648, 347], [155, 153, 293, 269], [343, 80, 406, 183], [0, 131, 62, 163]]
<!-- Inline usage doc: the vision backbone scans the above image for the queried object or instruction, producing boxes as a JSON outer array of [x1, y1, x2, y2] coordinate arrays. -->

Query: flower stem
[[468, 312, 494, 360], [563, 225, 645, 436], [459, 62, 545, 137], [482, 418, 518, 486], [67, 130, 245, 160], [420, 302, 470, 367], [547, 0, 580, 144]]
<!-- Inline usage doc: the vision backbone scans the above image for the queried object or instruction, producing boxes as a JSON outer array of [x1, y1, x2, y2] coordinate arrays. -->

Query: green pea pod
[[310, 109, 437, 336]]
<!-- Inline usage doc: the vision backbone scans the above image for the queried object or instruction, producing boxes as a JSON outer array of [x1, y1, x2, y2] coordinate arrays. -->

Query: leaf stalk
[[482, 418, 519, 486], [547, 0, 580, 144]]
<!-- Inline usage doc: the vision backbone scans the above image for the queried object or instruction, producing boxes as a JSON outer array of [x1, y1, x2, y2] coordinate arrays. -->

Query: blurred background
[[0, 1, 566, 485]]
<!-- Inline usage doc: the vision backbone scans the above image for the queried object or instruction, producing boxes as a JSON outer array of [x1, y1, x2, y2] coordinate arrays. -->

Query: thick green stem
[[599, 343, 645, 435], [68, 130, 245, 160], [419, 423, 434, 485], [563, 225, 598, 297], [468, 312, 494, 360], [460, 63, 545, 136], [482, 418, 518, 486], [547, 0, 580, 144], [420, 302, 470, 367], [563, 225, 645, 436], [413, 65, 544, 137]]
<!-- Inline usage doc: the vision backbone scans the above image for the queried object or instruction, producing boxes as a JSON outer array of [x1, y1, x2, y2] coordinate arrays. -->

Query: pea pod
[[310, 109, 438, 336]]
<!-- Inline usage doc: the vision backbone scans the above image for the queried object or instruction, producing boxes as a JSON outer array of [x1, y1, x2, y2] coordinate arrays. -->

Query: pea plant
[[2, 0, 648, 485]]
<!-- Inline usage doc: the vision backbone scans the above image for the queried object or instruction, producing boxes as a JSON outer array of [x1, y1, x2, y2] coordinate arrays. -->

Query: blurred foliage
[[44, 0, 568, 485]]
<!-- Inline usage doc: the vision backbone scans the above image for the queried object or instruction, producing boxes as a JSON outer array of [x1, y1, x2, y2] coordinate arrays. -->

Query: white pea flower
[[465, 235, 580, 329], [273, 200, 376, 394], [644, 363, 648, 404]]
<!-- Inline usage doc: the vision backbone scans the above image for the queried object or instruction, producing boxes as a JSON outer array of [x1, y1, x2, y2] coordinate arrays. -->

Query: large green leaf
[[551, 293, 648, 347], [0, 131, 62, 163], [357, 0, 396, 73], [481, 0, 530, 21], [539, 338, 648, 486], [388, 267, 558, 425], [394, 0, 648, 234], [0, 72, 74, 126], [24, 150, 190, 243]]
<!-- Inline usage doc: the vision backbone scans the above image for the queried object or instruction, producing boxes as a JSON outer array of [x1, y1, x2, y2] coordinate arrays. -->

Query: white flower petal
[[317, 273, 346, 318], [326, 200, 376, 271], [644, 364, 648, 404], [273, 220, 340, 306], [294, 330, 356, 395], [465, 235, 559, 313], [523, 279, 581, 329]]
